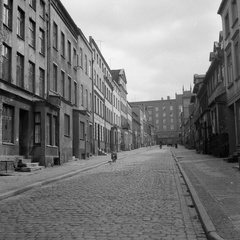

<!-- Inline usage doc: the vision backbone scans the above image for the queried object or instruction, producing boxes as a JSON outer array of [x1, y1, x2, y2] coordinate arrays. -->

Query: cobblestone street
[[0, 148, 206, 240]]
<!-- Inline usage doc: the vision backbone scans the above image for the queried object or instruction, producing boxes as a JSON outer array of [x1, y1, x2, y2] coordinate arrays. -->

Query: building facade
[[0, 0, 51, 165], [218, 0, 240, 156], [130, 96, 182, 146]]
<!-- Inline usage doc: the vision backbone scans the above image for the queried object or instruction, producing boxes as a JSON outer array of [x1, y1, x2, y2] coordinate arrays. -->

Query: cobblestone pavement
[[0, 148, 206, 240], [171, 146, 240, 240]]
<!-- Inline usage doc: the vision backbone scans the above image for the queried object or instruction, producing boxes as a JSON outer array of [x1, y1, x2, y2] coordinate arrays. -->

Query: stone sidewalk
[[0, 147, 152, 200], [171, 146, 240, 240]]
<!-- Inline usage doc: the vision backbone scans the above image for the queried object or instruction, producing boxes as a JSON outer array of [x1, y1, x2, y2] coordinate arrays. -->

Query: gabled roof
[[111, 69, 127, 83]]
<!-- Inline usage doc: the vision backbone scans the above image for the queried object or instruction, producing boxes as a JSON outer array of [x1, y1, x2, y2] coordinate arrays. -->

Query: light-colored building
[[131, 96, 183, 146], [73, 29, 93, 160], [111, 69, 130, 151], [111, 79, 121, 152]]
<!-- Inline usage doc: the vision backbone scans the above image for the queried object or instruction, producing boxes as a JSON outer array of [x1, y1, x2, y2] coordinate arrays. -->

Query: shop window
[[2, 104, 14, 143], [64, 114, 70, 137], [34, 113, 41, 144], [80, 121, 85, 140]]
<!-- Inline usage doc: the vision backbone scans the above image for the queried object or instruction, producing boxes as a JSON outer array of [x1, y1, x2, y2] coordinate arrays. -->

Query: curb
[[171, 151, 225, 240]]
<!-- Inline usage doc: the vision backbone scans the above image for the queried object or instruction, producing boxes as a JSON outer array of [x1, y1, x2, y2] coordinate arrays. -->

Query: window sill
[[17, 35, 25, 41], [2, 142, 15, 146], [3, 24, 12, 32], [234, 75, 240, 82], [46, 145, 58, 148], [225, 32, 230, 40], [227, 82, 234, 89], [231, 18, 238, 29]]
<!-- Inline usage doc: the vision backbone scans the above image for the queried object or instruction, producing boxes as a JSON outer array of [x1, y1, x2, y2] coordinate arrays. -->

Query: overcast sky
[[61, 0, 222, 101]]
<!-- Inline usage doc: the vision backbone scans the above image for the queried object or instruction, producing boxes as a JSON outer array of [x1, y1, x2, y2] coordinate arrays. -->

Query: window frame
[[2, 44, 11, 82], [64, 114, 70, 137], [39, 28, 45, 55], [16, 53, 24, 88], [28, 61, 35, 93], [53, 22, 58, 49], [3, 0, 12, 29], [2, 104, 14, 143], [34, 112, 41, 145], [39, 68, 45, 98], [29, 18, 36, 48], [17, 7, 25, 39]]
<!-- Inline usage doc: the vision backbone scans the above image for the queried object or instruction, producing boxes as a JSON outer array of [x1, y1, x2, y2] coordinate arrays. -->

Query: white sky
[[61, 0, 222, 101]]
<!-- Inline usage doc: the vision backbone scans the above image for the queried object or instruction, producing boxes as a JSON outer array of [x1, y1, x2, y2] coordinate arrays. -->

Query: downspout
[[90, 39, 95, 156]]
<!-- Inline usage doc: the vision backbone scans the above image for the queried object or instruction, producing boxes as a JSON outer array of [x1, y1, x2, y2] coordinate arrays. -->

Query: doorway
[[19, 109, 29, 156]]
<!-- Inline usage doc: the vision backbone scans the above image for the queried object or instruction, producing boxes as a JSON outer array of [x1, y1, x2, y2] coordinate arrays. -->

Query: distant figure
[[159, 141, 162, 149], [15, 159, 27, 171], [110, 151, 117, 163]]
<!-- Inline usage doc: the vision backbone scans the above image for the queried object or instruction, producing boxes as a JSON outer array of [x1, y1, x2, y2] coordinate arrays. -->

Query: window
[[53, 22, 58, 49], [74, 81, 77, 105], [170, 106, 173, 111], [60, 32, 65, 57], [94, 70, 96, 84], [46, 114, 51, 145], [67, 76, 71, 101], [39, 28, 45, 54], [163, 125, 167, 131], [64, 114, 70, 136], [85, 55, 88, 74], [3, 0, 12, 29], [231, 0, 238, 24], [2, 44, 11, 82], [28, 61, 35, 93], [16, 53, 24, 88], [81, 84, 84, 106], [61, 71, 65, 97], [29, 19, 36, 47], [163, 112, 166, 117], [67, 41, 71, 64], [80, 121, 85, 140], [34, 113, 41, 144], [227, 52, 233, 84], [155, 107, 159, 111], [89, 60, 91, 77], [73, 48, 77, 68], [17, 8, 25, 39], [2, 104, 14, 143], [80, 48, 83, 67], [156, 113, 159, 118], [94, 96, 96, 113], [29, 0, 36, 10], [53, 64, 57, 92], [90, 93, 92, 110], [39, 68, 45, 98], [85, 54, 88, 74], [234, 41, 240, 78], [52, 116, 57, 146], [86, 89, 88, 109], [171, 125, 174, 130], [224, 13, 230, 37], [39, 0, 45, 19]]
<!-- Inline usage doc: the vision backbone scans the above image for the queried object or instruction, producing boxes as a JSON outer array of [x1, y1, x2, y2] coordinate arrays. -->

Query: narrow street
[[0, 148, 206, 240]]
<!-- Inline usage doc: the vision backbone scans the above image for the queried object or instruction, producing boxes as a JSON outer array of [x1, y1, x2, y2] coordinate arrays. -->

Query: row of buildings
[[180, 0, 240, 160], [0, 0, 159, 169], [2, 0, 239, 169]]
